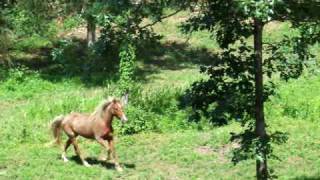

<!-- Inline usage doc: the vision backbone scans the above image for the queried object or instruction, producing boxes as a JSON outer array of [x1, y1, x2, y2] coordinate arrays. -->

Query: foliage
[[177, 0, 320, 178], [2, 66, 320, 179], [265, 22, 320, 80], [50, 39, 93, 77], [0, 67, 193, 139], [51, 39, 75, 63], [5, 2, 57, 38], [14, 35, 53, 52], [92, 1, 163, 55], [119, 42, 136, 93], [1, 6, 320, 178], [181, 41, 256, 125], [62, 15, 84, 30], [0, 3, 11, 61], [0, 1, 59, 59]]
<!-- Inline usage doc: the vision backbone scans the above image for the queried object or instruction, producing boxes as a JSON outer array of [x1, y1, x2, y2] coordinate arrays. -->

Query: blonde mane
[[91, 97, 118, 119]]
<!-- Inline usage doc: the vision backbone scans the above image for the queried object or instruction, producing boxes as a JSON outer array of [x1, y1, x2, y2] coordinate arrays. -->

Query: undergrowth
[[0, 67, 199, 148]]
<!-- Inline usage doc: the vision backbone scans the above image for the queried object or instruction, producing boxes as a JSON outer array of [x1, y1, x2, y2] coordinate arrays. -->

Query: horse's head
[[110, 99, 128, 123]]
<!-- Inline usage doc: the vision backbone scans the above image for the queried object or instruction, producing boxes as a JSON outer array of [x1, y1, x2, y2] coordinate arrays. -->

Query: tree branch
[[140, 8, 183, 29]]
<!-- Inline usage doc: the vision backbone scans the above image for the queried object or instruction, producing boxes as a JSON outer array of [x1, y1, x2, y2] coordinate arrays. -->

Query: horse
[[50, 96, 128, 171]]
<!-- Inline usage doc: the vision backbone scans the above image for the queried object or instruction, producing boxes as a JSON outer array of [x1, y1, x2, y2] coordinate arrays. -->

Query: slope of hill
[[0, 11, 320, 179]]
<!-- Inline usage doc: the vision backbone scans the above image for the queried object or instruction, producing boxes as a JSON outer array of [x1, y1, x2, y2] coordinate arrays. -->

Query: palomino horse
[[50, 96, 128, 171]]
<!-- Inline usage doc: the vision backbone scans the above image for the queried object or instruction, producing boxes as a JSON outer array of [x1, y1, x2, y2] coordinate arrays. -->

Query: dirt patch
[[59, 26, 101, 40], [287, 156, 304, 165], [0, 165, 7, 177], [265, 21, 283, 32], [216, 142, 240, 155], [216, 142, 241, 163], [195, 146, 214, 155], [195, 142, 240, 164]]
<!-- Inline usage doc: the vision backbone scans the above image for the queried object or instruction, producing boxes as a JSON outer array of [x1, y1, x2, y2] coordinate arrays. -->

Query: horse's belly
[[78, 133, 95, 139], [71, 123, 95, 139]]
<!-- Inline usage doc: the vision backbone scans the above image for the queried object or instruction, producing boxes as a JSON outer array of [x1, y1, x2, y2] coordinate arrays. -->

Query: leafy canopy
[[179, 0, 320, 176]]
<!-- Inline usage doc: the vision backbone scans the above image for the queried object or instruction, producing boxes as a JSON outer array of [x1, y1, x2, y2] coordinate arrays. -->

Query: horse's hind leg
[[63, 125, 90, 167], [72, 138, 91, 167], [62, 138, 72, 162]]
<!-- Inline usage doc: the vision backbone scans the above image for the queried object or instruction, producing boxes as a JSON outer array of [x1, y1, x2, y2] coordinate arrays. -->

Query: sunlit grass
[[1, 9, 320, 180]]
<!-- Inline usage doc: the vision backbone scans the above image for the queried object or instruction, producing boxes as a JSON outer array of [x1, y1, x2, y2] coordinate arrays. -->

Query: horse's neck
[[102, 110, 114, 127]]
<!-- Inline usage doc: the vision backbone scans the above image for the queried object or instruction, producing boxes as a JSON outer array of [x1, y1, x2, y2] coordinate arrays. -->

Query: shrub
[[50, 39, 87, 75], [118, 42, 136, 93]]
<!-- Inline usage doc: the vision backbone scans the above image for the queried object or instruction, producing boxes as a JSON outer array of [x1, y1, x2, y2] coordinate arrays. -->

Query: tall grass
[[0, 68, 199, 148], [266, 74, 320, 123]]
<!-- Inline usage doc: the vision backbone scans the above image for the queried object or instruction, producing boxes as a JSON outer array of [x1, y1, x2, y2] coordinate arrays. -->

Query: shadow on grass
[[291, 175, 320, 180], [136, 40, 218, 83], [69, 156, 135, 170], [5, 37, 218, 87]]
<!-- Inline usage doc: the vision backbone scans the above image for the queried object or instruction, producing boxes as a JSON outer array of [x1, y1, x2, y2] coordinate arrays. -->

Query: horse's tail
[[51, 115, 64, 145]]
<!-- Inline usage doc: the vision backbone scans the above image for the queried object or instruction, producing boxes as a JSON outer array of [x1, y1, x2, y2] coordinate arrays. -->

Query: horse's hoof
[[98, 157, 107, 161], [116, 166, 123, 172], [44, 141, 55, 147], [84, 162, 91, 167], [62, 156, 69, 162]]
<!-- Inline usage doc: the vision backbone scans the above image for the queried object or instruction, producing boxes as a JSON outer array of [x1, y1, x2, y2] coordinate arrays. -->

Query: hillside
[[1, 11, 320, 179]]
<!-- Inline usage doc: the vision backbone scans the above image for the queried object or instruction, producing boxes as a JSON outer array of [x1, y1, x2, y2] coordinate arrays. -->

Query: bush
[[108, 84, 193, 135], [7, 8, 53, 38], [50, 39, 87, 75]]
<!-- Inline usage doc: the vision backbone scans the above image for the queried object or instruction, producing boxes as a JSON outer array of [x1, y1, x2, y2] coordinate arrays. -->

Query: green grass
[[1, 10, 320, 180], [153, 10, 219, 50], [1, 68, 320, 179], [1, 113, 319, 179]]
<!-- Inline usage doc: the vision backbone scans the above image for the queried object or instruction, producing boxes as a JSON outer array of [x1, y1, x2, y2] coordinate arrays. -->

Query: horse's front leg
[[95, 138, 110, 161], [108, 139, 123, 172], [95, 137, 123, 172]]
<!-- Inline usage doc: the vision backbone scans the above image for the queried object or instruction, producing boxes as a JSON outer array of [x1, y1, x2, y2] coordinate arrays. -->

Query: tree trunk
[[87, 15, 96, 47], [254, 19, 268, 180]]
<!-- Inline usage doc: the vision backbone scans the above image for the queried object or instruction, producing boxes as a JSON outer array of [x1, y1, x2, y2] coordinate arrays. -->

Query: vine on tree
[[119, 42, 136, 94]]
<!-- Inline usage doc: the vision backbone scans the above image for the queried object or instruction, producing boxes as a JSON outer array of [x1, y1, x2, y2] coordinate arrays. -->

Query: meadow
[[1, 11, 320, 180]]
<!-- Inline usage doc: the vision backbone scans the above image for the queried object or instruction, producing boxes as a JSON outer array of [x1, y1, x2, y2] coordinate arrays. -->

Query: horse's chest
[[101, 127, 113, 140]]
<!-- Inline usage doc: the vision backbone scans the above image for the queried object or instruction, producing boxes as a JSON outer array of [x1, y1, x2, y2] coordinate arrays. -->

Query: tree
[[59, 0, 180, 47], [54, 0, 97, 47], [178, 0, 320, 179], [0, 1, 13, 63]]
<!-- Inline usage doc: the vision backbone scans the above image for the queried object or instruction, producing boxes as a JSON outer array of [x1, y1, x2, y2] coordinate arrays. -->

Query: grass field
[[1, 11, 320, 180]]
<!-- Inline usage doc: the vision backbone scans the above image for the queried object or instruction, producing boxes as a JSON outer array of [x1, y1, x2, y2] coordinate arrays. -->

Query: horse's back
[[62, 112, 95, 138]]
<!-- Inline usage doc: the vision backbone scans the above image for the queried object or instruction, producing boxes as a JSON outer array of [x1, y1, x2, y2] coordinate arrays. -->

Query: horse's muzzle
[[121, 115, 128, 123]]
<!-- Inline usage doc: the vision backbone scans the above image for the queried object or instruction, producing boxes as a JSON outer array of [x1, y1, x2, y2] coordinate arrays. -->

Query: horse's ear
[[121, 92, 129, 106]]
